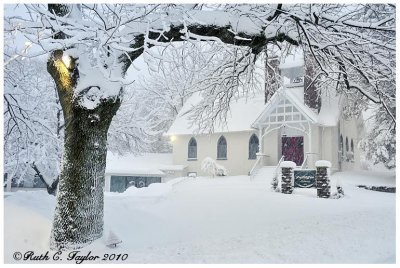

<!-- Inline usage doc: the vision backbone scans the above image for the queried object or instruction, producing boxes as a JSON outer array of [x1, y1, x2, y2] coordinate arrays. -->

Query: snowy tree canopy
[[4, 57, 63, 185], [3, 3, 396, 249], [6, 4, 395, 149], [5, 4, 395, 116]]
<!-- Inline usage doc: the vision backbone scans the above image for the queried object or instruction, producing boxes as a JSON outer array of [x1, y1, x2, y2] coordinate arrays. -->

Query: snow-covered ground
[[4, 170, 395, 264]]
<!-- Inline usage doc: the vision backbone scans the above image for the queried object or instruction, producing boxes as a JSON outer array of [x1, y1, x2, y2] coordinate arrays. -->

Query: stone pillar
[[315, 160, 332, 198], [280, 161, 296, 194]]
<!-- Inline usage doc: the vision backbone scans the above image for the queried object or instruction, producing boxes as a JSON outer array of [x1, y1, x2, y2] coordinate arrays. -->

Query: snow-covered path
[[4, 171, 395, 263]]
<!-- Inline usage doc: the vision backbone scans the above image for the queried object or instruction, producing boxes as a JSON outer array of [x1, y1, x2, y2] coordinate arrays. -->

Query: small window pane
[[278, 107, 284, 113], [293, 114, 300, 121], [285, 106, 292, 113], [285, 115, 291, 121], [110, 176, 126, 193], [249, 134, 259, 159], [340, 135, 344, 156], [188, 137, 197, 159], [270, 116, 276, 122], [278, 115, 284, 121], [217, 136, 227, 159]]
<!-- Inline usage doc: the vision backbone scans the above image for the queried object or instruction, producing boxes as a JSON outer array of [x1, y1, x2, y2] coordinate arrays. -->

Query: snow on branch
[[5, 4, 395, 123]]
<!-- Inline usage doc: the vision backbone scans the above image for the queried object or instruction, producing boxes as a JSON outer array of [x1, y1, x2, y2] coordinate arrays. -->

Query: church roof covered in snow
[[106, 152, 185, 176], [167, 84, 342, 136], [167, 48, 342, 135], [279, 49, 304, 69], [166, 90, 267, 135], [251, 86, 319, 127], [316, 91, 341, 126]]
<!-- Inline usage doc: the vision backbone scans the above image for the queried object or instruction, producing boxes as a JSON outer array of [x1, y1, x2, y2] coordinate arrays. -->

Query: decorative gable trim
[[251, 88, 318, 128]]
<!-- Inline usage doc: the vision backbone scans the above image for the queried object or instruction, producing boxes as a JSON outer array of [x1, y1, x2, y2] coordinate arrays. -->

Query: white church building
[[166, 53, 365, 177]]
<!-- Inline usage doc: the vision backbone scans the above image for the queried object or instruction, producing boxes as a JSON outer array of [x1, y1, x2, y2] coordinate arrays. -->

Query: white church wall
[[320, 126, 340, 172], [262, 129, 279, 165], [306, 124, 321, 168], [339, 115, 363, 171], [171, 131, 259, 176]]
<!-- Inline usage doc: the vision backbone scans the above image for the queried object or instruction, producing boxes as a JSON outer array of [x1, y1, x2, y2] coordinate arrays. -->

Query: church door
[[282, 136, 304, 166]]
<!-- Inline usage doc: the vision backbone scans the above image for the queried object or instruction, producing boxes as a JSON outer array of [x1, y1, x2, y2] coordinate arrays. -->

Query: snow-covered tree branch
[[4, 3, 395, 249]]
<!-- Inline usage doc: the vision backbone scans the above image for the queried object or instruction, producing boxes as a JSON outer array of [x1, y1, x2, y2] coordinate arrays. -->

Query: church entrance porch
[[281, 136, 304, 166]]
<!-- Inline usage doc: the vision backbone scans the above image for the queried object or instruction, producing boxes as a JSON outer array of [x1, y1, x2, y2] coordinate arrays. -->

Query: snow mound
[[315, 160, 332, 168], [3, 171, 395, 263], [281, 161, 296, 168], [122, 183, 172, 197], [4, 190, 56, 218]]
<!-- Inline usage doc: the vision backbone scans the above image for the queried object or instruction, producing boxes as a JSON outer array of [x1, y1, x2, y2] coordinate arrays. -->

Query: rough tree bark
[[47, 49, 121, 249]]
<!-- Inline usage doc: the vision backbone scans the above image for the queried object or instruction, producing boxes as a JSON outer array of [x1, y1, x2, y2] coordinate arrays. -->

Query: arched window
[[217, 136, 227, 159], [340, 135, 344, 157], [188, 137, 197, 159], [350, 139, 354, 161], [249, 134, 259, 159], [351, 139, 354, 153]]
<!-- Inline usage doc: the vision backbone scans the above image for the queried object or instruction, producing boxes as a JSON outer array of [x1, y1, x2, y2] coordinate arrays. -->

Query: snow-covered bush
[[359, 124, 395, 170], [330, 178, 345, 199], [360, 156, 371, 170], [271, 175, 279, 191], [201, 157, 228, 177], [346, 151, 354, 162], [271, 173, 281, 192]]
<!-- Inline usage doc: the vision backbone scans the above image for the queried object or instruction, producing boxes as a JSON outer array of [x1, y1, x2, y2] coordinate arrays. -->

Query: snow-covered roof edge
[[166, 90, 266, 135], [251, 87, 318, 128]]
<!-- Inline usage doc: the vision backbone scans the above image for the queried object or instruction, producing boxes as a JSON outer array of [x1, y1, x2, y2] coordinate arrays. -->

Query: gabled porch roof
[[251, 87, 318, 128]]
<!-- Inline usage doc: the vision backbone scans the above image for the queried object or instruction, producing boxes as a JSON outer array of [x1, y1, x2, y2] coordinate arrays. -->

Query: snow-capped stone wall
[[316, 160, 331, 198], [281, 161, 296, 194]]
